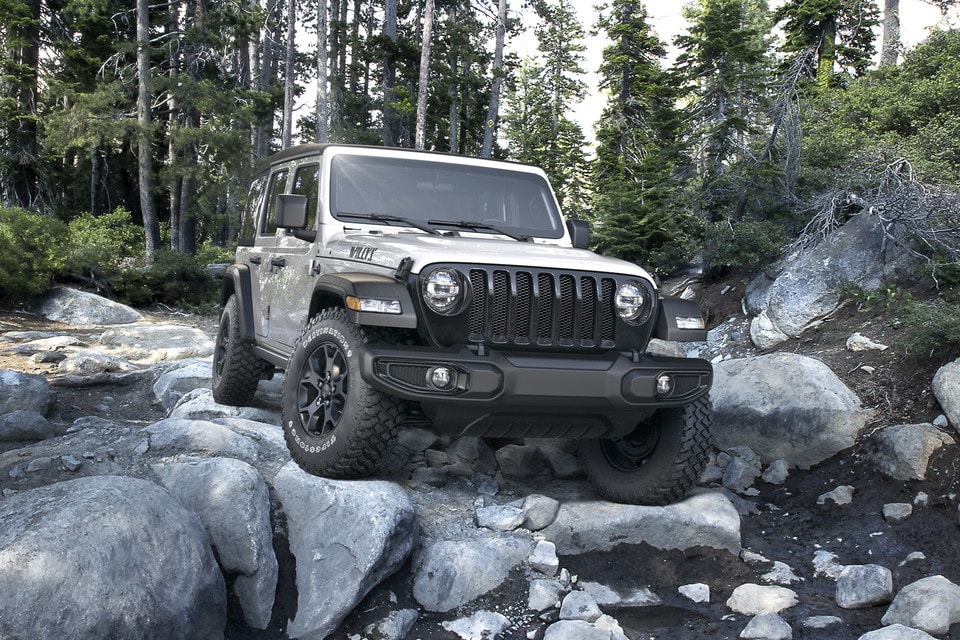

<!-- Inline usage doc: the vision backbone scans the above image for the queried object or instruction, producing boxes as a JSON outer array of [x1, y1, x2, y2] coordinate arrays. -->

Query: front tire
[[212, 294, 266, 406], [579, 396, 712, 505], [281, 308, 403, 479]]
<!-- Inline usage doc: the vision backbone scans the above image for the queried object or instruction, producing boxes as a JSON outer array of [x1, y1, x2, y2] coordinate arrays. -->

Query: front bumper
[[359, 344, 712, 438]]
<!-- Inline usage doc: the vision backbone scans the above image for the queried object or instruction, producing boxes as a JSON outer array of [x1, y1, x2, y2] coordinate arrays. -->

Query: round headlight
[[615, 280, 651, 325], [422, 268, 464, 315]]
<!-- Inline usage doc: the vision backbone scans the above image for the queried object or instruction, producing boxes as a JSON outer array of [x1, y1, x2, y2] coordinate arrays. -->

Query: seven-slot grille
[[466, 267, 618, 349]]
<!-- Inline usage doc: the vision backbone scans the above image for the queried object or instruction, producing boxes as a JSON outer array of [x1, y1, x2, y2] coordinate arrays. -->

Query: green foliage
[[0, 207, 68, 302], [837, 281, 909, 312], [899, 295, 960, 358], [63, 208, 144, 282], [701, 219, 789, 271], [110, 249, 220, 310]]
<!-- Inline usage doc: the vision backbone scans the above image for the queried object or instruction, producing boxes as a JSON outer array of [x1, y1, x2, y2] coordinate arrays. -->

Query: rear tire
[[579, 396, 712, 505], [212, 295, 266, 406], [281, 308, 404, 479]]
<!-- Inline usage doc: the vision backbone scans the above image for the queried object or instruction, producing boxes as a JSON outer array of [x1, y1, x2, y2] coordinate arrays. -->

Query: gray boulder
[[146, 417, 260, 463], [274, 462, 417, 639], [153, 359, 214, 410], [169, 388, 280, 424], [868, 423, 955, 481], [740, 612, 793, 640], [152, 457, 278, 629], [0, 369, 57, 416], [881, 575, 960, 636], [747, 213, 913, 349], [858, 624, 938, 640], [414, 536, 534, 612], [35, 286, 142, 325], [541, 491, 741, 556], [836, 564, 894, 609], [544, 619, 617, 640], [99, 323, 214, 362], [0, 475, 224, 639], [727, 584, 799, 615], [933, 360, 960, 430], [712, 353, 872, 467], [0, 409, 55, 441]]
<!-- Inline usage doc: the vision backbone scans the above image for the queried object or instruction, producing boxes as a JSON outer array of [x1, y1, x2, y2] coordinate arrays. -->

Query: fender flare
[[220, 263, 257, 340], [313, 272, 418, 329], [653, 296, 708, 342]]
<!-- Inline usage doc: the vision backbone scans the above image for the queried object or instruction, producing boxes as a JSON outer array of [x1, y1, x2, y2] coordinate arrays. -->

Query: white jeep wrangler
[[213, 143, 713, 505]]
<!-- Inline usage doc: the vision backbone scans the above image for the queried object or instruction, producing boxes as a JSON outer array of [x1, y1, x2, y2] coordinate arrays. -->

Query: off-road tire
[[281, 308, 404, 478], [579, 395, 712, 505], [212, 294, 266, 406]]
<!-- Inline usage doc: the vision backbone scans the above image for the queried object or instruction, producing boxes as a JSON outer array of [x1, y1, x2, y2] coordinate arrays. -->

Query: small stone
[[26, 456, 54, 473], [740, 612, 792, 640], [61, 455, 83, 472], [134, 440, 150, 455], [761, 460, 790, 485], [817, 485, 855, 505], [8, 465, 25, 479], [559, 591, 603, 622], [520, 494, 561, 531], [679, 583, 710, 604], [915, 491, 929, 506], [846, 332, 889, 351], [802, 615, 842, 629], [441, 610, 511, 640], [528, 540, 560, 576], [700, 463, 723, 484], [762, 561, 802, 585], [813, 551, 844, 580], [727, 584, 798, 615], [476, 474, 498, 496], [424, 449, 450, 467], [934, 414, 949, 428], [475, 505, 524, 531], [882, 503, 912, 523], [411, 466, 447, 488], [529, 579, 564, 612]]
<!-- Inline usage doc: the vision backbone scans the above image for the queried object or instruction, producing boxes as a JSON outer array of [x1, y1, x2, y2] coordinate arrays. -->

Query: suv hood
[[326, 231, 657, 284]]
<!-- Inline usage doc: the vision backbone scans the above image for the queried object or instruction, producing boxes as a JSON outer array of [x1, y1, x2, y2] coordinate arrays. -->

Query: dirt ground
[[3, 272, 960, 640]]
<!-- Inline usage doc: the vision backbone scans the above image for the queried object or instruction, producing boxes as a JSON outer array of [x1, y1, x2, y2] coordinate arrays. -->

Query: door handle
[[248, 255, 262, 265], [271, 257, 287, 268]]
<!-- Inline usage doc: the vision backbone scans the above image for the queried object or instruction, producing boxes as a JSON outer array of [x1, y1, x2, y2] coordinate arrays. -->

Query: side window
[[292, 163, 320, 229], [240, 175, 267, 241], [261, 168, 289, 235]]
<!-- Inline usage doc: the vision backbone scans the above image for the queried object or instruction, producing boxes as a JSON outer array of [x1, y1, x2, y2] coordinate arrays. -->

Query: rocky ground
[[3, 272, 960, 640]]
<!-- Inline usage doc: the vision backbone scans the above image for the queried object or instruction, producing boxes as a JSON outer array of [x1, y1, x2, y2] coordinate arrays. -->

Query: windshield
[[330, 154, 564, 239]]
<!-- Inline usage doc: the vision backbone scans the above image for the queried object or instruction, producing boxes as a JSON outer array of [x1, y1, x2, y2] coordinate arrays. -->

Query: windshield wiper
[[427, 219, 531, 242], [337, 211, 440, 235]]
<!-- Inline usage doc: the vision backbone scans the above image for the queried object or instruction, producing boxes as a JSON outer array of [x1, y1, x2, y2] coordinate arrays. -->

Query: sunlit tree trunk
[[415, 0, 434, 150], [881, 0, 900, 65], [316, 0, 328, 142], [481, 0, 506, 158], [136, 0, 161, 261], [282, 0, 296, 148]]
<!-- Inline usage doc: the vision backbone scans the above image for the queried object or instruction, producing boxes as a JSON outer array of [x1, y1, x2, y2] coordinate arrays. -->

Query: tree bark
[[136, 0, 162, 261], [282, 0, 296, 148], [382, 0, 398, 146], [481, 0, 507, 158], [316, 0, 329, 142], [168, 0, 182, 250], [415, 0, 435, 150], [881, 0, 900, 66], [816, 15, 837, 88]]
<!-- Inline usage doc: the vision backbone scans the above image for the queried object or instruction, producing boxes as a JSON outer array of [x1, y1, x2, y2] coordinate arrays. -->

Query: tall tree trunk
[[481, 0, 506, 158], [168, 0, 182, 250], [447, 6, 458, 153], [880, 0, 900, 65], [255, 0, 278, 158], [415, 0, 434, 150], [329, 0, 341, 132], [136, 0, 162, 261], [316, 0, 329, 142], [382, 0, 398, 146], [282, 0, 296, 148], [816, 15, 837, 88]]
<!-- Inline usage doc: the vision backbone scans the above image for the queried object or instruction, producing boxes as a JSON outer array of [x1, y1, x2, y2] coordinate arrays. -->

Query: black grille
[[466, 267, 618, 349]]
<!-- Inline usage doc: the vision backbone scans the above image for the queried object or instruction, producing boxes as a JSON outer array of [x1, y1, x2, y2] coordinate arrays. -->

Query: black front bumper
[[360, 344, 712, 438]]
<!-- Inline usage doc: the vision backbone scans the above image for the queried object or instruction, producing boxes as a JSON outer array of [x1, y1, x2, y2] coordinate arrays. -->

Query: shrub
[[898, 295, 960, 359], [64, 208, 144, 284], [0, 207, 68, 302], [701, 219, 789, 272], [111, 249, 219, 310]]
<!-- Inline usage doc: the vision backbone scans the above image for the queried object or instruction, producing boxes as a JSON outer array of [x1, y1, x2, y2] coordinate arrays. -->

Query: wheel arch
[[310, 272, 418, 330]]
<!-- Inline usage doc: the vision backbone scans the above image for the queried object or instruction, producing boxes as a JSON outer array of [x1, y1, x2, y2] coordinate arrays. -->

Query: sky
[[510, 0, 959, 143]]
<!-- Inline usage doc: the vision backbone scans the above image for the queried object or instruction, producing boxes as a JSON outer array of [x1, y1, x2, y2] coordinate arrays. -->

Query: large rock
[[153, 457, 278, 629], [867, 423, 955, 481], [169, 388, 280, 425], [0, 369, 57, 416], [541, 491, 741, 556], [933, 360, 960, 429], [414, 535, 535, 612], [153, 359, 214, 410], [274, 462, 417, 639], [35, 286, 142, 325], [0, 475, 225, 639], [146, 417, 260, 463], [711, 353, 872, 468], [881, 575, 960, 636], [99, 323, 214, 362], [747, 213, 913, 348]]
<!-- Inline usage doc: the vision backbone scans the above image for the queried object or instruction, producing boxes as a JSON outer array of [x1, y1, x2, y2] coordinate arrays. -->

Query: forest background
[[1, 0, 960, 324]]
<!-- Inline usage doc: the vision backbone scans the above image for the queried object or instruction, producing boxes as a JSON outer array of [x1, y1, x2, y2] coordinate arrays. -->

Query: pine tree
[[591, 0, 690, 271], [674, 0, 771, 222], [776, 0, 880, 88]]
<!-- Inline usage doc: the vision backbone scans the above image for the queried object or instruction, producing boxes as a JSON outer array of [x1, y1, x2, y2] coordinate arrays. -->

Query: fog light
[[656, 374, 674, 396], [428, 366, 453, 389], [676, 316, 705, 330]]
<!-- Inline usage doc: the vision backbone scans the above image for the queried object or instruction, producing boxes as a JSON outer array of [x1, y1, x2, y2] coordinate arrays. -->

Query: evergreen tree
[[591, 0, 689, 271], [674, 0, 771, 222], [776, 0, 880, 88]]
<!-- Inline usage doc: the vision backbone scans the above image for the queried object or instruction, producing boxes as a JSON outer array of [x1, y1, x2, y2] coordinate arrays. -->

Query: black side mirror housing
[[275, 194, 308, 229], [566, 218, 590, 249]]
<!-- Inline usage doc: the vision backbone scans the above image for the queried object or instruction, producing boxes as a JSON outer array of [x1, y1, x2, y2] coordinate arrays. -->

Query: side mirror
[[275, 194, 308, 229], [566, 218, 590, 250]]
